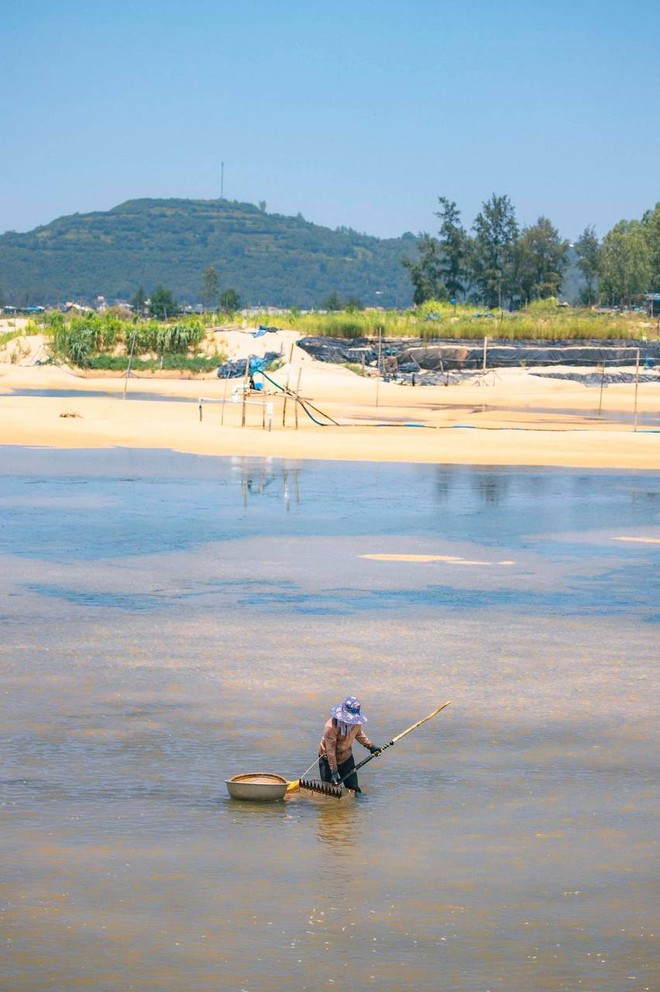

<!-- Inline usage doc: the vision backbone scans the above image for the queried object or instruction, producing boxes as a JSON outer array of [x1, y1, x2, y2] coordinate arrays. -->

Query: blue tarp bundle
[[217, 351, 279, 379]]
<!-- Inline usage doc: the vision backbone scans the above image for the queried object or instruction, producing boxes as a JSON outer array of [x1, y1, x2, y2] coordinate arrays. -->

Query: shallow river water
[[1, 448, 658, 992]]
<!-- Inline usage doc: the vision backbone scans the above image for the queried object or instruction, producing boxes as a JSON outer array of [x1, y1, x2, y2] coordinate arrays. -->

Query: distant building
[[646, 293, 660, 317], [63, 302, 94, 313], [1, 305, 45, 315]]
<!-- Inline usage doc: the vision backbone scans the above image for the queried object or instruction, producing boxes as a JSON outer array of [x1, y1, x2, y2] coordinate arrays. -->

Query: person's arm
[[355, 726, 373, 750]]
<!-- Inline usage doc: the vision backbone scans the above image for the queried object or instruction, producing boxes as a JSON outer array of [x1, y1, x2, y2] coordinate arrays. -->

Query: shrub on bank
[[86, 354, 221, 373]]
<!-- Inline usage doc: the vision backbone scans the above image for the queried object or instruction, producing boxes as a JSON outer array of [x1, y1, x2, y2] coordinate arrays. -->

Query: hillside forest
[[0, 196, 658, 314]]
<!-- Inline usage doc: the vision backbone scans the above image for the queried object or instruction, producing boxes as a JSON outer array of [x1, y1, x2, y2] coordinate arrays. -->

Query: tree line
[[129, 273, 241, 319], [404, 195, 660, 309]]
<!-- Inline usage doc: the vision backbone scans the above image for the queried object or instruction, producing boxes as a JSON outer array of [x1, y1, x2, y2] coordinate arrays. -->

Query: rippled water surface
[[2, 448, 658, 992]]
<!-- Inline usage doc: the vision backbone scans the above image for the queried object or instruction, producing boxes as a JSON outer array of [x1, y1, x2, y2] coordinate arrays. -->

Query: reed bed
[[250, 301, 656, 342]]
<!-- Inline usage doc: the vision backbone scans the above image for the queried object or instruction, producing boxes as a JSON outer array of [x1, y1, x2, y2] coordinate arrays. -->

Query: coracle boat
[[225, 773, 288, 801]]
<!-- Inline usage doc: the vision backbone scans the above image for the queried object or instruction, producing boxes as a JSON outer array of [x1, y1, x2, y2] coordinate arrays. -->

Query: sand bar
[[0, 328, 658, 469]]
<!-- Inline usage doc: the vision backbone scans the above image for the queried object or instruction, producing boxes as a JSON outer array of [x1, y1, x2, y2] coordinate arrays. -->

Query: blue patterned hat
[[330, 696, 367, 725]]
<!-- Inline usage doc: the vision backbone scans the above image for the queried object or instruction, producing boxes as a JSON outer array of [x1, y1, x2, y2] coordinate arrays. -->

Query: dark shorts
[[319, 754, 361, 792]]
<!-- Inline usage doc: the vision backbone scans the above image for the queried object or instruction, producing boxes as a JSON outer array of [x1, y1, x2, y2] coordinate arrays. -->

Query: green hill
[[0, 198, 418, 309]]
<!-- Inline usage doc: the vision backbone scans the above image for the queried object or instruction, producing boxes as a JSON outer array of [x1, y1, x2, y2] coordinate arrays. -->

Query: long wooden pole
[[282, 345, 293, 427], [123, 330, 137, 400], [241, 358, 249, 427], [389, 700, 453, 745], [633, 348, 640, 432], [220, 373, 228, 425], [332, 701, 453, 787], [376, 325, 383, 407], [295, 367, 302, 430], [344, 701, 452, 779]]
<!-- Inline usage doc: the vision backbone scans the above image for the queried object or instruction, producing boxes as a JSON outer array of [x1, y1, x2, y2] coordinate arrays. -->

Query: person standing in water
[[318, 696, 381, 793]]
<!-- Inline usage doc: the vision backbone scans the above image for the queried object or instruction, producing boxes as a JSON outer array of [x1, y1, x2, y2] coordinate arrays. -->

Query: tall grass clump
[[53, 315, 121, 366], [279, 309, 420, 340], [43, 311, 66, 333], [167, 320, 205, 352], [22, 319, 45, 336], [129, 319, 205, 356], [52, 313, 208, 368], [0, 329, 21, 348], [502, 306, 639, 341]]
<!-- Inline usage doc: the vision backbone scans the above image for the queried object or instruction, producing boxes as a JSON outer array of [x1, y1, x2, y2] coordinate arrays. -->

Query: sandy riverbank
[[0, 328, 658, 469]]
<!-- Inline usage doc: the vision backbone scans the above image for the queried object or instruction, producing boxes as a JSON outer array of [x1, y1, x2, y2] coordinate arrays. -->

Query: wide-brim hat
[[330, 696, 367, 725]]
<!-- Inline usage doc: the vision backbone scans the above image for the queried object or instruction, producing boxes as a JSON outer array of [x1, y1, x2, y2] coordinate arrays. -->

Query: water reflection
[[472, 471, 511, 505], [2, 449, 658, 559], [241, 463, 301, 511], [314, 796, 359, 858]]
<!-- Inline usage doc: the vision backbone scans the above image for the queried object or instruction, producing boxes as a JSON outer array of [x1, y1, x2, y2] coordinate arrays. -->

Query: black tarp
[[296, 337, 660, 371], [531, 370, 660, 385]]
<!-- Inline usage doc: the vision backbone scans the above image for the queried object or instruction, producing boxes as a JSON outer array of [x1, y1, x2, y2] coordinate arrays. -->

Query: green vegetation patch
[[86, 354, 220, 373], [47, 312, 218, 369], [255, 301, 648, 342]]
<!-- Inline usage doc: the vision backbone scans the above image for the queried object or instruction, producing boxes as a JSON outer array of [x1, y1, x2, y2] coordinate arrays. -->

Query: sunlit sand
[[614, 535, 660, 544], [1, 325, 658, 469], [359, 553, 516, 565]]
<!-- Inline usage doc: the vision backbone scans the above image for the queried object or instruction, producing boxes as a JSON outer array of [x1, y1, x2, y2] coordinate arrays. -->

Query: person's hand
[[369, 745, 382, 755], [330, 772, 341, 785]]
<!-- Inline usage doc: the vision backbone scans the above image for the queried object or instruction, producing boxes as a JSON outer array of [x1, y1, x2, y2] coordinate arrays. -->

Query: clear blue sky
[[2, 0, 659, 241]]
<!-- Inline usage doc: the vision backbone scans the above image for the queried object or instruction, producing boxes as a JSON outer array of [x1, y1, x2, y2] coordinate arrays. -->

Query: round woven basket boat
[[225, 773, 288, 801]]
